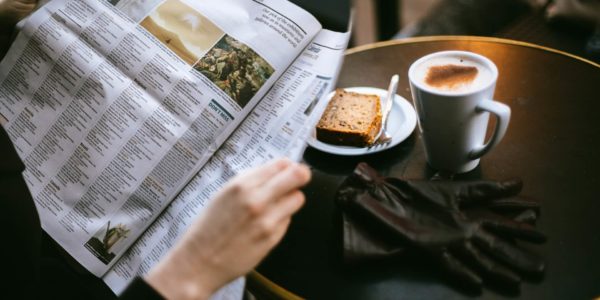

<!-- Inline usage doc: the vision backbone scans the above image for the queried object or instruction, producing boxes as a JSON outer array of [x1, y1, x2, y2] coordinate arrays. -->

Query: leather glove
[[336, 163, 546, 292]]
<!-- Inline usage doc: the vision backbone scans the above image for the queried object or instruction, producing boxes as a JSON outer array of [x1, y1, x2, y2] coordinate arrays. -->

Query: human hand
[[337, 163, 545, 292], [146, 159, 311, 300], [0, 0, 38, 27]]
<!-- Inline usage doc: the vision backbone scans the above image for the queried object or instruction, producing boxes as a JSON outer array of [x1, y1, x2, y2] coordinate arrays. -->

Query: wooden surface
[[258, 36, 600, 299]]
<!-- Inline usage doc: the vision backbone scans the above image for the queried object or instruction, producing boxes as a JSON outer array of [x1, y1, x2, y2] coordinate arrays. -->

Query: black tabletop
[[258, 37, 600, 299]]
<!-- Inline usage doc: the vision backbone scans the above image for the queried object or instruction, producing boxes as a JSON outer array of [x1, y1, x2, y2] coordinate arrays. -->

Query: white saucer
[[307, 87, 417, 156]]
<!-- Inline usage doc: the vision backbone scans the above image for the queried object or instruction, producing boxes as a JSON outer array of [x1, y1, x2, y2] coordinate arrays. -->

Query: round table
[[257, 36, 600, 299]]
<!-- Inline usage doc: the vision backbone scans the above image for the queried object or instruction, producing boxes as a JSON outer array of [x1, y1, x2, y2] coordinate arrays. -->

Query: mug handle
[[468, 100, 511, 159]]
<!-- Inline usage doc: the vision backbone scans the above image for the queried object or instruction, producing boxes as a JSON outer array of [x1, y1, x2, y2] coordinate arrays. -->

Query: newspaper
[[0, 0, 350, 297]]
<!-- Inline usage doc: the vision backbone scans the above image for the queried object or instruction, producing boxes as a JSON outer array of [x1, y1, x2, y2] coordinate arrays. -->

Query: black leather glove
[[336, 163, 546, 292]]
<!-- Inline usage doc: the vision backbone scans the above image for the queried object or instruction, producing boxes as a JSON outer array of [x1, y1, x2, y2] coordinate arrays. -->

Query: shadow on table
[[303, 134, 418, 177]]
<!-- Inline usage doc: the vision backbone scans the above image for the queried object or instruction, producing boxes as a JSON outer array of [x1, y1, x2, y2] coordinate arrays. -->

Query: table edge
[[346, 36, 600, 69]]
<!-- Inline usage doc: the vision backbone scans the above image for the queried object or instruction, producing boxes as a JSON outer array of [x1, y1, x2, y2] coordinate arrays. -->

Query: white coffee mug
[[408, 51, 510, 173]]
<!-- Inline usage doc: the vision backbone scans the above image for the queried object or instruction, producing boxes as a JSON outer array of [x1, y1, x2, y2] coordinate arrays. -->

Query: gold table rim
[[345, 35, 600, 69]]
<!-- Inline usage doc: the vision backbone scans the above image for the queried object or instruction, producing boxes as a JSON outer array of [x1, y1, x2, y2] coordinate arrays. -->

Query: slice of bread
[[316, 89, 382, 147]]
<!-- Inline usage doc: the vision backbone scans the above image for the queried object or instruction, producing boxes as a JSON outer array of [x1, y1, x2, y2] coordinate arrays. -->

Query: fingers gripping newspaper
[[0, 0, 350, 297]]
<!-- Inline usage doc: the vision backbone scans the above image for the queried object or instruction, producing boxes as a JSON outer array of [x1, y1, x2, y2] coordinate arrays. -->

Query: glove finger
[[511, 209, 538, 224], [436, 249, 483, 292], [452, 242, 521, 289], [473, 230, 546, 274], [467, 210, 546, 243], [486, 195, 541, 214], [458, 179, 523, 205]]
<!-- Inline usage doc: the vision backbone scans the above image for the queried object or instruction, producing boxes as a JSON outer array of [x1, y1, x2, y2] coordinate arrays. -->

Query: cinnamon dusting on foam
[[425, 64, 478, 91]]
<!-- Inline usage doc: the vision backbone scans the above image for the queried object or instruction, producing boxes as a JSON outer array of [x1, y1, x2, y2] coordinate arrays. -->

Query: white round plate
[[307, 87, 417, 156]]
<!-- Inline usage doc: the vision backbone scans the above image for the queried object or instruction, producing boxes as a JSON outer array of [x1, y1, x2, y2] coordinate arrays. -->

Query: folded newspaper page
[[0, 0, 350, 297], [104, 28, 350, 296]]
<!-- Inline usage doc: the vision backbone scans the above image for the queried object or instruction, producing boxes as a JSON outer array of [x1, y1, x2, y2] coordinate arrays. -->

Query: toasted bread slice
[[316, 89, 382, 147]]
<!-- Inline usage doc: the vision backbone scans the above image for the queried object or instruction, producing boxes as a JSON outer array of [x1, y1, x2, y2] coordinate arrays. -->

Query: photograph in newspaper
[[194, 35, 274, 108], [85, 221, 131, 264], [140, 0, 224, 65]]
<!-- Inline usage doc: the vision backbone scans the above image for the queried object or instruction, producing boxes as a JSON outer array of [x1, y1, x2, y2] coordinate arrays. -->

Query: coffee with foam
[[408, 51, 508, 173], [413, 54, 494, 94]]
